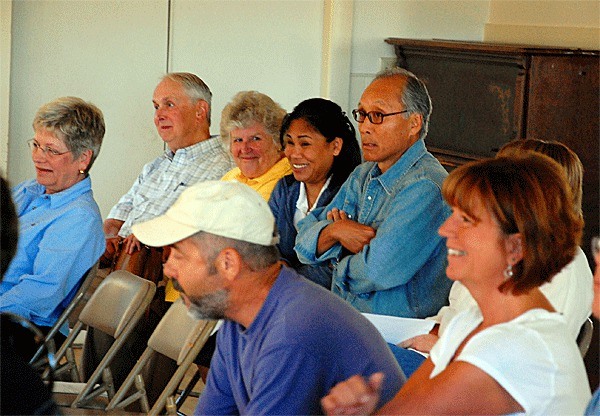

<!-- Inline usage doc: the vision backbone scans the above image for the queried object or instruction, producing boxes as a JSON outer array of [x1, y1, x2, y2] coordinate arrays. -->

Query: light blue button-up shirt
[[295, 140, 452, 318], [1, 177, 104, 333]]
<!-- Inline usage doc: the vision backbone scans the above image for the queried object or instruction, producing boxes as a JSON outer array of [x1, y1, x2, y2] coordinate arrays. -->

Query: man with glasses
[[296, 67, 451, 318]]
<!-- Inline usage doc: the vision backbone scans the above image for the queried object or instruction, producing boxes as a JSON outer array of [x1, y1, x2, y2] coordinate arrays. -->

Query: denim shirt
[[1, 177, 104, 332], [295, 140, 452, 317]]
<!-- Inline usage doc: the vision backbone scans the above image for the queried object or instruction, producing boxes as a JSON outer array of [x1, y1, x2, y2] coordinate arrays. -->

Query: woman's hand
[[321, 373, 383, 416], [399, 334, 439, 353]]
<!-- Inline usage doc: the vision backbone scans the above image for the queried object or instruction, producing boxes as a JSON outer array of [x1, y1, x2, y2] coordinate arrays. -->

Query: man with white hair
[[85, 72, 233, 403], [133, 180, 405, 415]]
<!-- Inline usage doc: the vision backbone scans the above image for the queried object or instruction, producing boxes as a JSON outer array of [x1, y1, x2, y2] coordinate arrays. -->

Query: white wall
[[9, 0, 597, 218], [485, 0, 600, 48], [0, 0, 12, 175], [347, 0, 491, 123], [169, 0, 324, 134], [7, 0, 325, 218], [8, 0, 167, 217]]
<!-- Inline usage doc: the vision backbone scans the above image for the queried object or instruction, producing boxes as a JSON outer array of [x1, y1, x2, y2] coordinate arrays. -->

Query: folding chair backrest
[[51, 270, 156, 409], [106, 298, 216, 415], [30, 262, 99, 368], [79, 269, 155, 338], [148, 298, 209, 364]]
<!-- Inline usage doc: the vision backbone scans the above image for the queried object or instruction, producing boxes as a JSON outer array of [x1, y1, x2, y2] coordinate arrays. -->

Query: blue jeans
[[388, 343, 426, 378]]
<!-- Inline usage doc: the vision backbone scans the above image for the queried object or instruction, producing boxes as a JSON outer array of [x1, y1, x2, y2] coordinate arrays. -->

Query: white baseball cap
[[132, 180, 278, 247]]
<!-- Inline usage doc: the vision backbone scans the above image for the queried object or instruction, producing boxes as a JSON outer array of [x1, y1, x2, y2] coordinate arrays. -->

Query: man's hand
[[103, 218, 124, 238], [123, 234, 142, 255], [326, 207, 350, 222], [102, 218, 124, 259], [324, 208, 376, 254], [399, 333, 439, 353], [321, 373, 383, 416]]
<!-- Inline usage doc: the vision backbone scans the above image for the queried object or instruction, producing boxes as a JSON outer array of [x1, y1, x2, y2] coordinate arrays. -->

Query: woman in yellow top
[[220, 91, 291, 200]]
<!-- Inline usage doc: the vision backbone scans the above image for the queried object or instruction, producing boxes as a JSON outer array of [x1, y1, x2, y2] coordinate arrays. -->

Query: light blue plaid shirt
[[109, 136, 234, 236]]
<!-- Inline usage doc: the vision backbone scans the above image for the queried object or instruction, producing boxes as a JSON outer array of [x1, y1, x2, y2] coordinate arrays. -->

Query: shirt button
[[367, 196, 372, 200]]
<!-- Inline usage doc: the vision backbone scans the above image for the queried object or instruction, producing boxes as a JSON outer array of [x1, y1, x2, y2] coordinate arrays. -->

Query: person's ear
[[505, 233, 523, 264], [331, 137, 343, 156], [408, 113, 423, 138], [195, 100, 209, 121], [77, 149, 93, 173], [215, 248, 242, 281]]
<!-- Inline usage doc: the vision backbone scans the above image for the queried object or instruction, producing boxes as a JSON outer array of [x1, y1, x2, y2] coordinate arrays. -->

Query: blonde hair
[[498, 139, 583, 218], [220, 91, 286, 149]]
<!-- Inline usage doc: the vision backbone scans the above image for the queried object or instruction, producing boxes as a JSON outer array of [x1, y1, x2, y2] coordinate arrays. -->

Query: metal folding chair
[[50, 270, 156, 409], [106, 298, 216, 415], [29, 261, 99, 371]]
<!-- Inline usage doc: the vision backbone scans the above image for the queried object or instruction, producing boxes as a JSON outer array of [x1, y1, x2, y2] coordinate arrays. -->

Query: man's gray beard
[[187, 289, 228, 320]]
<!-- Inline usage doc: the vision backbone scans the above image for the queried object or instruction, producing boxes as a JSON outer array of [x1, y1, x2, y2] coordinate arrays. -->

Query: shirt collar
[[369, 139, 427, 194], [233, 157, 291, 185], [296, 176, 332, 216], [25, 176, 92, 209], [165, 135, 222, 162]]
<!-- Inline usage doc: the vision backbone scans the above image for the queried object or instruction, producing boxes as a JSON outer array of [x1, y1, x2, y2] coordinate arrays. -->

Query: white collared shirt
[[293, 177, 332, 230]]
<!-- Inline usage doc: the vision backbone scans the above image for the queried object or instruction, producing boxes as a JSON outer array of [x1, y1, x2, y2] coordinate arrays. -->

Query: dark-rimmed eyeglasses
[[352, 109, 408, 124], [27, 139, 71, 158]]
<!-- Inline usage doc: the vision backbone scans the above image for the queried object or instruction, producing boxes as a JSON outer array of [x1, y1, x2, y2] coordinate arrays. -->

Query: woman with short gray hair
[[0, 96, 106, 358]]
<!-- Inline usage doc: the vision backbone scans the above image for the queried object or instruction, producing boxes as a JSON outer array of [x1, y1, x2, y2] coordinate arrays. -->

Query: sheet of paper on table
[[362, 313, 435, 344]]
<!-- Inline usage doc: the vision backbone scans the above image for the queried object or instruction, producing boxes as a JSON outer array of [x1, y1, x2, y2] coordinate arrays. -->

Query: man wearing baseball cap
[[133, 180, 404, 415]]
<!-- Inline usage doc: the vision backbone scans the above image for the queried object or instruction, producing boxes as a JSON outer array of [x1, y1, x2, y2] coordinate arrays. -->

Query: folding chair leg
[[175, 368, 201, 410], [106, 348, 153, 412], [149, 363, 196, 416], [102, 368, 115, 400], [165, 396, 177, 415], [135, 374, 150, 413], [66, 348, 80, 382]]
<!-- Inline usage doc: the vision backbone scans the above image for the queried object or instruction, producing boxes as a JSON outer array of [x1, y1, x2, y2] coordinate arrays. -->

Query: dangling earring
[[503, 263, 514, 279]]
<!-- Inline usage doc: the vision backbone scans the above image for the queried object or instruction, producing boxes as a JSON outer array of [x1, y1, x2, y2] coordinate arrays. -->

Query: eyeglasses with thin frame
[[352, 109, 409, 124], [27, 139, 71, 157], [592, 236, 600, 258]]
